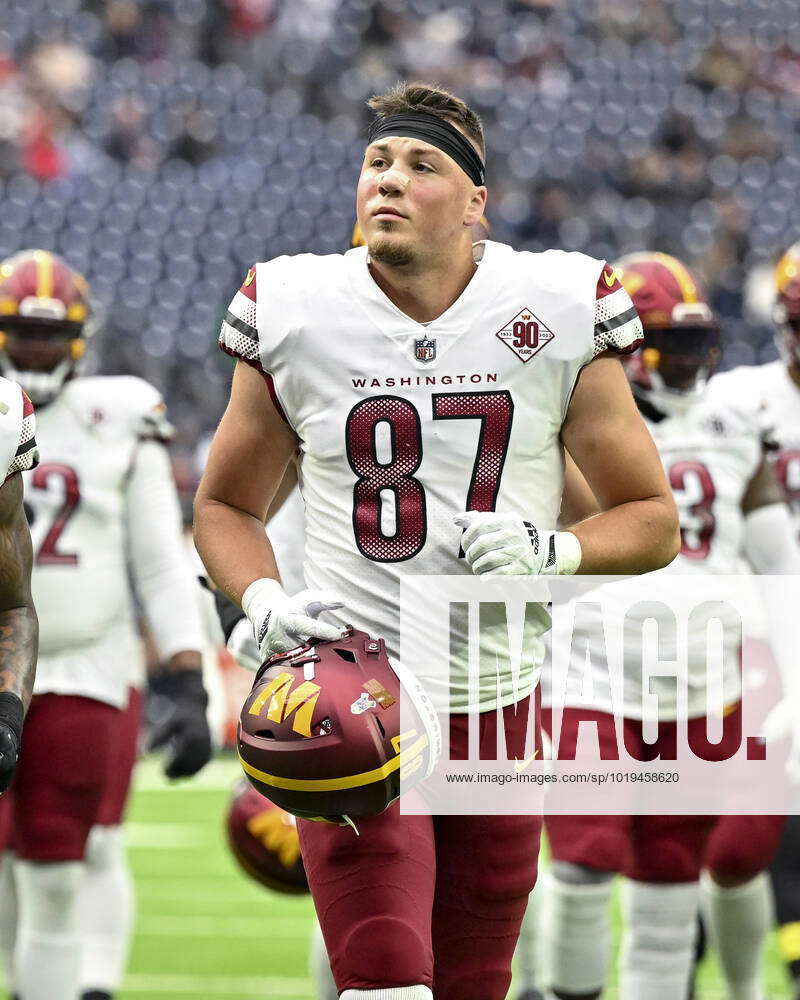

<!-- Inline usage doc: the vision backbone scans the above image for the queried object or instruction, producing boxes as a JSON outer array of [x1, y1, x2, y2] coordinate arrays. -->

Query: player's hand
[[241, 578, 346, 663], [0, 726, 19, 794], [147, 670, 212, 779], [761, 698, 800, 783], [0, 693, 23, 794], [453, 511, 582, 576]]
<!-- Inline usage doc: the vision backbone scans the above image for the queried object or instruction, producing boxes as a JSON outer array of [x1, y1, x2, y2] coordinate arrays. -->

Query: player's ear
[[464, 185, 487, 228]]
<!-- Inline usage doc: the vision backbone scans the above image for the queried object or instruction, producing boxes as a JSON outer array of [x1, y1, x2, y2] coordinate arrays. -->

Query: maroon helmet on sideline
[[615, 251, 719, 416], [226, 780, 309, 894], [0, 248, 92, 404], [238, 628, 441, 826]]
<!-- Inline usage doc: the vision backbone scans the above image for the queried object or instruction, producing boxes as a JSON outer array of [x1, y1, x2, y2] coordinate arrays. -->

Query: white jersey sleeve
[[0, 379, 38, 481], [125, 439, 204, 662], [592, 263, 644, 358], [219, 263, 290, 422]]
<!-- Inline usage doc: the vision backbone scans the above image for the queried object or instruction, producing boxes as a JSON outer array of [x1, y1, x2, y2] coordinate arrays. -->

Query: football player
[[538, 252, 795, 1000], [195, 82, 679, 1000], [0, 250, 211, 1000], [708, 243, 800, 1000]]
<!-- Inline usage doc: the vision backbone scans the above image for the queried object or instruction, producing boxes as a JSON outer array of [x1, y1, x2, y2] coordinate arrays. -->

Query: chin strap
[[341, 815, 360, 836]]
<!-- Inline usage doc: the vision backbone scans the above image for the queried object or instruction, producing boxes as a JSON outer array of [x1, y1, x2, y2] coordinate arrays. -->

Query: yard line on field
[[134, 884, 277, 906], [123, 973, 313, 996], [135, 875, 268, 890], [134, 756, 242, 791], [125, 823, 216, 848], [135, 914, 312, 938]]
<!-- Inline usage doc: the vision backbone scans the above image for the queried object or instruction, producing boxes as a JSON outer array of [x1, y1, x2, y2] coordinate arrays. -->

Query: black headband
[[366, 112, 485, 186]]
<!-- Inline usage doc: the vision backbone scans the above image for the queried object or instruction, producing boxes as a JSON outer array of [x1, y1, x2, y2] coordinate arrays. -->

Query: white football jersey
[[543, 389, 764, 720], [23, 375, 199, 708], [708, 360, 800, 529], [220, 241, 642, 711], [0, 377, 38, 481]]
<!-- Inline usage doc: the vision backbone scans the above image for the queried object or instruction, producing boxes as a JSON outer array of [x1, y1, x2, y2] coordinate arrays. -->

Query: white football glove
[[760, 698, 800, 784], [454, 511, 582, 577], [226, 616, 262, 674], [241, 578, 346, 663]]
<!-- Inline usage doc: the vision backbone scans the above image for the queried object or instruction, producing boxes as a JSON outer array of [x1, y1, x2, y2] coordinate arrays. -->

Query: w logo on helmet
[[248, 671, 321, 738]]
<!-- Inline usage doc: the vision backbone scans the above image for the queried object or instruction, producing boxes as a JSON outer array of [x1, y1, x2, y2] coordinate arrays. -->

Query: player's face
[[647, 326, 720, 390], [357, 134, 484, 269], [4, 324, 73, 371]]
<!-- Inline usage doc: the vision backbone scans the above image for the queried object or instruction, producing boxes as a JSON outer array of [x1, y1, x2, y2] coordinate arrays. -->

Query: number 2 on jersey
[[346, 391, 513, 562], [30, 463, 81, 565]]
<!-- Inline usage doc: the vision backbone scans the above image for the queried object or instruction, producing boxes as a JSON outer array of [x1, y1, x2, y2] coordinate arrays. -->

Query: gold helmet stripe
[[653, 252, 697, 304], [35, 250, 54, 299], [238, 732, 428, 792]]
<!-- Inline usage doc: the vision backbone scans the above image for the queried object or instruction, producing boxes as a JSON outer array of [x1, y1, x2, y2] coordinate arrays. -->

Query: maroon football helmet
[[226, 780, 309, 895], [616, 251, 719, 416], [0, 249, 92, 404], [238, 628, 440, 825]]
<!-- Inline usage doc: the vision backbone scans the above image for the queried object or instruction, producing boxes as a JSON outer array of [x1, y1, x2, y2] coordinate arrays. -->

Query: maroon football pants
[[705, 813, 785, 882], [0, 693, 119, 861], [298, 701, 542, 998]]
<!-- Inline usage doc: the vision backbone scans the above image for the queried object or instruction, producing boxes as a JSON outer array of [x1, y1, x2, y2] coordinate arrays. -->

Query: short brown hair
[[367, 81, 485, 160]]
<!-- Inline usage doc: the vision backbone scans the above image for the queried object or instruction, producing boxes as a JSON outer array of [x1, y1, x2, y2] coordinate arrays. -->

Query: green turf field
[[121, 754, 793, 999]]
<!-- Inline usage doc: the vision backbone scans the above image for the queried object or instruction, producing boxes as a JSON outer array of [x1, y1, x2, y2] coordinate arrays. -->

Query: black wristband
[[213, 588, 247, 643], [0, 692, 24, 742], [149, 669, 208, 707]]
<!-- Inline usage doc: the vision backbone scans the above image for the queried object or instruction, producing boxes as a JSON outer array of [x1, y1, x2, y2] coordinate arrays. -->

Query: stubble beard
[[369, 238, 416, 268], [368, 220, 417, 269]]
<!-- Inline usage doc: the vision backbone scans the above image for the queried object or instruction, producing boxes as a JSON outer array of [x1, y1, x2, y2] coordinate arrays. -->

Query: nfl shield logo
[[414, 337, 436, 363]]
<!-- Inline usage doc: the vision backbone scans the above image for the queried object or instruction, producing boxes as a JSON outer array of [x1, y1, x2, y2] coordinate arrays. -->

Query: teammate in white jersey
[[0, 250, 211, 1000], [539, 252, 797, 1000], [195, 82, 679, 1000], [708, 243, 800, 1000]]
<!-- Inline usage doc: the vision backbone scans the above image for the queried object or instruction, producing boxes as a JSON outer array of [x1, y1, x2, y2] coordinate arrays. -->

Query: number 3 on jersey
[[346, 391, 513, 562], [669, 460, 716, 560]]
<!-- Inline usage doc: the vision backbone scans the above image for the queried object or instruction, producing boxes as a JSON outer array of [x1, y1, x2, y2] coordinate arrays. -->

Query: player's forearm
[[193, 496, 281, 606], [0, 604, 38, 711], [568, 496, 680, 574]]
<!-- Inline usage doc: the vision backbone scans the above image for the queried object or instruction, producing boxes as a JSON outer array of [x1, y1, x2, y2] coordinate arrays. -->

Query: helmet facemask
[[0, 320, 86, 406], [629, 324, 721, 418]]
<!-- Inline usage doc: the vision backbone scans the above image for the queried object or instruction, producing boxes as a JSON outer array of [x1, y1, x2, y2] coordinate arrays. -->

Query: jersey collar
[[345, 240, 505, 368]]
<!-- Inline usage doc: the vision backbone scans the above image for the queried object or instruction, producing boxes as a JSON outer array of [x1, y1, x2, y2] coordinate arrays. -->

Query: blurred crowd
[[1, 0, 799, 504]]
